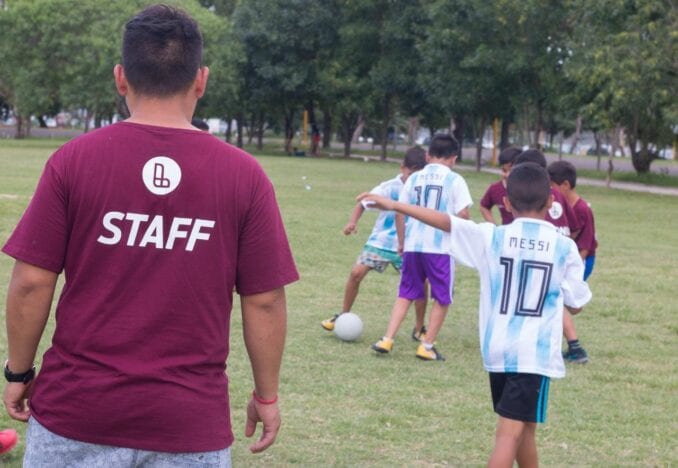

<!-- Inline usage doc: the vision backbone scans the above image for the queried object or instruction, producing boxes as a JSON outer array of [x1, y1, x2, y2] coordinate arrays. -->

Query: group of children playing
[[321, 134, 597, 466]]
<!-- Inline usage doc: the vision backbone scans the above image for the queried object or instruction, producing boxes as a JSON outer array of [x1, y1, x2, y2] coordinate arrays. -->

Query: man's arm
[[241, 287, 287, 453], [358, 194, 451, 232], [4, 260, 57, 422], [479, 205, 496, 224]]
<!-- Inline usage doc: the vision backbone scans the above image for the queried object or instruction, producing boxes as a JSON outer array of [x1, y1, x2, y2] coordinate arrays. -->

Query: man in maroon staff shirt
[[2, 4, 298, 466]]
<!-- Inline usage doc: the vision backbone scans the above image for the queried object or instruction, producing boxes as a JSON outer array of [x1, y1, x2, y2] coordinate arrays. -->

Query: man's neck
[[125, 95, 196, 130], [428, 157, 455, 168]]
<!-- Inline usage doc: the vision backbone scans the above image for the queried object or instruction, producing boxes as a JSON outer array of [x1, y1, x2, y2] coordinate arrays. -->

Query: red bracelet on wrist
[[252, 390, 278, 405]]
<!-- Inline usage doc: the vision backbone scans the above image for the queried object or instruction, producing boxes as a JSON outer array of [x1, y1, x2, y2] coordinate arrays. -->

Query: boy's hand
[[343, 223, 357, 235], [357, 193, 394, 211]]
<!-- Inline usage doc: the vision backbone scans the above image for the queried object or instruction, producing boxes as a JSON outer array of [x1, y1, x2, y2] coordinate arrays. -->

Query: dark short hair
[[428, 133, 459, 159], [507, 162, 551, 213], [515, 149, 547, 168], [498, 147, 521, 165], [403, 146, 426, 171], [548, 160, 577, 188], [122, 4, 203, 97]]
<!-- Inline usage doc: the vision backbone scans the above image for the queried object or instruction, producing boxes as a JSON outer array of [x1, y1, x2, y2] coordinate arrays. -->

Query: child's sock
[[567, 339, 581, 350], [423, 342, 434, 351]]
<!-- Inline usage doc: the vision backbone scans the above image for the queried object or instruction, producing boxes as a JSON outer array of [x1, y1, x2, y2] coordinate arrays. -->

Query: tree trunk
[[407, 116, 418, 145], [475, 116, 486, 172], [570, 114, 582, 154], [321, 106, 332, 149], [351, 116, 364, 143], [247, 112, 256, 145], [453, 115, 464, 161], [341, 114, 356, 158], [236, 112, 244, 148], [534, 100, 544, 149], [500, 119, 510, 149], [256, 112, 264, 151], [558, 131, 563, 160], [14, 113, 27, 139], [224, 116, 232, 143], [283, 109, 295, 155]]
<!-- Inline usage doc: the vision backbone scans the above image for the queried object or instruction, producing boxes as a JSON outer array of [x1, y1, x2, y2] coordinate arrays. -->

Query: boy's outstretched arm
[[357, 193, 451, 232]]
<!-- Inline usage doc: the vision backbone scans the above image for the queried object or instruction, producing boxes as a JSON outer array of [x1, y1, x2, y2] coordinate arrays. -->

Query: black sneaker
[[411, 326, 427, 341], [563, 347, 589, 364]]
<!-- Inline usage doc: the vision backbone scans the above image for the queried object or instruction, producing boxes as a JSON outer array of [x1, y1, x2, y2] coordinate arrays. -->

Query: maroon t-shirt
[[2, 122, 299, 452], [572, 197, 597, 256], [480, 180, 513, 225], [546, 188, 581, 237]]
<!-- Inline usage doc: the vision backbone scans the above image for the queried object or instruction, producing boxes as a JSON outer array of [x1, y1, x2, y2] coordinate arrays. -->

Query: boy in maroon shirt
[[548, 160, 598, 364], [2, 4, 298, 465], [479, 147, 521, 225]]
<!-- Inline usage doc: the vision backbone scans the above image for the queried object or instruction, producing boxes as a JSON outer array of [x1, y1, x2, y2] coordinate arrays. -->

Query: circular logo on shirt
[[142, 156, 181, 195], [549, 201, 563, 220]]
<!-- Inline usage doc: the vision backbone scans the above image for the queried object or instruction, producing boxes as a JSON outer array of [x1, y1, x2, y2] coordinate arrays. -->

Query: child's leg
[[413, 281, 429, 332], [488, 416, 531, 468], [422, 301, 448, 345], [563, 310, 577, 342], [516, 423, 538, 468], [384, 297, 413, 338], [342, 263, 372, 313]]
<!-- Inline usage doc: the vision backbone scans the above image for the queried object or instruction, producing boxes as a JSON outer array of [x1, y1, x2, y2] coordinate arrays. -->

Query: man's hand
[[3, 381, 33, 422], [245, 397, 281, 453], [356, 193, 394, 211], [343, 222, 357, 235]]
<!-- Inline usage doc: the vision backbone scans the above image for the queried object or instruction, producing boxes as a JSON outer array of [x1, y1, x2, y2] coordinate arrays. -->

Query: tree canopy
[[0, 0, 675, 173]]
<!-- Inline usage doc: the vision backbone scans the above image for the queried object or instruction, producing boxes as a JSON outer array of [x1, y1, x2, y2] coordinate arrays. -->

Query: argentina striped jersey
[[364, 174, 405, 252], [400, 163, 472, 253], [449, 217, 591, 378]]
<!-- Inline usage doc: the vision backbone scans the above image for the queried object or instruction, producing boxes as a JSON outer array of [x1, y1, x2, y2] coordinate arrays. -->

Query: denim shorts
[[24, 418, 232, 468]]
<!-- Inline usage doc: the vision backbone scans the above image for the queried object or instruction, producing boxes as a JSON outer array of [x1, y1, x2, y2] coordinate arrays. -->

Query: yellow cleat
[[416, 344, 445, 361], [371, 337, 394, 354], [321, 314, 339, 331]]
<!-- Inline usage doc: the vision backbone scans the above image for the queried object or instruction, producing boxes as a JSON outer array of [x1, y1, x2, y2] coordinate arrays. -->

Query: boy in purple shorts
[[321, 147, 428, 338], [371, 134, 472, 361], [479, 147, 521, 225], [358, 162, 591, 466], [548, 160, 598, 364]]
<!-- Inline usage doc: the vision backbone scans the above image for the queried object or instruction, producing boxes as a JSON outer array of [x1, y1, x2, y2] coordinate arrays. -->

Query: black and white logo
[[549, 201, 563, 220], [142, 156, 181, 195]]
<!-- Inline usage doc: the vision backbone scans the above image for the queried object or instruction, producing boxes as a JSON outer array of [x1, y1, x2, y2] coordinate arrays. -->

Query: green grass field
[[0, 140, 676, 466]]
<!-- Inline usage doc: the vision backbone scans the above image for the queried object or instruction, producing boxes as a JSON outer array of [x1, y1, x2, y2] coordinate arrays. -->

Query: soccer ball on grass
[[333, 312, 363, 342]]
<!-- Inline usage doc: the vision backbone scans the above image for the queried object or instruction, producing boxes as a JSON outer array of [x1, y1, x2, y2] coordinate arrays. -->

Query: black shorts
[[489, 372, 551, 423]]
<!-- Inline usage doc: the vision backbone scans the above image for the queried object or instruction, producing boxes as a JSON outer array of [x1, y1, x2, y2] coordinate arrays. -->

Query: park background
[[1, 0, 677, 466]]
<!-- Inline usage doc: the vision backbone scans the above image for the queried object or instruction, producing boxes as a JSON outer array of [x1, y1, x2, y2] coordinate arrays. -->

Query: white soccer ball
[[333, 312, 363, 342]]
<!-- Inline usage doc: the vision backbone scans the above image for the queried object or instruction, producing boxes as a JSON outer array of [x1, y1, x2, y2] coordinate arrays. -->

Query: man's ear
[[194, 66, 209, 98], [114, 64, 128, 96]]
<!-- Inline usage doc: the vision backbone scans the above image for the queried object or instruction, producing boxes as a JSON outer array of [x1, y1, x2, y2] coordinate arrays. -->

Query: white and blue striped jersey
[[449, 217, 591, 378], [365, 174, 405, 252], [400, 163, 472, 253]]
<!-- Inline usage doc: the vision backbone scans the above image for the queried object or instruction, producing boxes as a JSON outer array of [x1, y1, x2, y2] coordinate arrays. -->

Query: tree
[[567, 0, 677, 173], [233, 0, 338, 153]]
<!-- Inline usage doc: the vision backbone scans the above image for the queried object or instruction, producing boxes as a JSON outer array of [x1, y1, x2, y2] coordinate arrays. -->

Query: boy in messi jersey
[[321, 147, 429, 338], [479, 147, 521, 225], [371, 134, 473, 361], [548, 160, 598, 364], [358, 162, 591, 467]]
